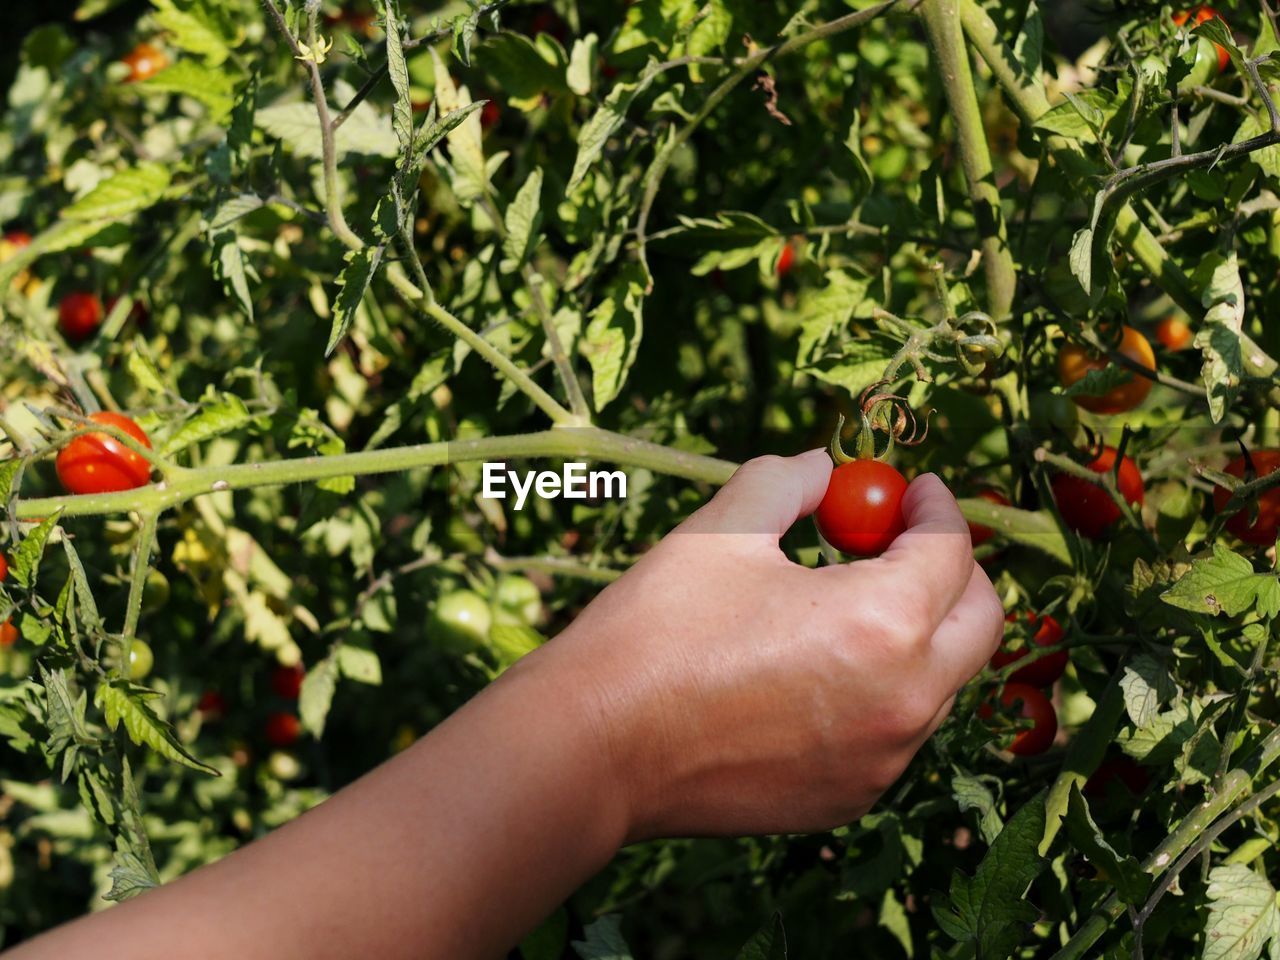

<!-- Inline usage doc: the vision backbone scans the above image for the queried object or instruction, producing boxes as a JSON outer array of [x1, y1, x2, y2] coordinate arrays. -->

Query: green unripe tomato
[[493, 575, 541, 626], [267, 750, 304, 782], [431, 590, 492, 655], [142, 570, 170, 611], [1028, 392, 1079, 435], [127, 640, 154, 681]]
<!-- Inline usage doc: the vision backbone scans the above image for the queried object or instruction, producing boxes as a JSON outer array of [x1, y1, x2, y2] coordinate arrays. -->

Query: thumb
[[680, 450, 832, 538]]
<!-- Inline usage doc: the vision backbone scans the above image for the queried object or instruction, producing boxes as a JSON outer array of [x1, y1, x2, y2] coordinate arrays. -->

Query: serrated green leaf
[[582, 265, 645, 411], [12, 513, 61, 589], [1064, 786, 1150, 905], [1161, 545, 1271, 618], [336, 645, 381, 685], [95, 683, 218, 775], [1203, 864, 1280, 960], [299, 655, 339, 738], [62, 163, 171, 222], [502, 167, 543, 269], [160, 394, 254, 456], [140, 59, 236, 115]]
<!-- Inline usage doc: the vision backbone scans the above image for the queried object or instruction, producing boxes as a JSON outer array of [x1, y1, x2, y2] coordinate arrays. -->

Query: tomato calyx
[[829, 381, 930, 466]]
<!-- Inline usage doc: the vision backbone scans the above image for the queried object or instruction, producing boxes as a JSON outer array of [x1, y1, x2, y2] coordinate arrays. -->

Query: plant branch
[[12, 428, 738, 521], [263, 0, 364, 251], [918, 0, 1016, 318]]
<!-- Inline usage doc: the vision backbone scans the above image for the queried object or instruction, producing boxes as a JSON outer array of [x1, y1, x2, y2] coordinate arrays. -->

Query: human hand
[[545, 449, 1004, 841]]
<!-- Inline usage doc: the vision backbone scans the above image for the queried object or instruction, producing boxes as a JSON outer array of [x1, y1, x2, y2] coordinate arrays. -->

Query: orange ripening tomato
[[121, 42, 169, 83], [1213, 451, 1280, 546], [1050, 446, 1145, 539], [0, 619, 17, 648], [1173, 7, 1230, 73], [967, 489, 1010, 548], [1057, 325, 1156, 414], [56, 412, 153, 495], [1154, 316, 1193, 352]]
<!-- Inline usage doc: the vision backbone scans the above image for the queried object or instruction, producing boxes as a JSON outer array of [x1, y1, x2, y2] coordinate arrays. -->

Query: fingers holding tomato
[[56, 412, 153, 495]]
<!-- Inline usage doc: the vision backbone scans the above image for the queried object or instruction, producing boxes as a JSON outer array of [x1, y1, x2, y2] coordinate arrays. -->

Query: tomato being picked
[[1056, 325, 1155, 415], [1213, 450, 1280, 546], [815, 459, 908, 557], [967, 489, 1010, 548], [58, 292, 104, 343], [981, 682, 1058, 756], [56, 411, 153, 495], [1050, 446, 1145, 539], [1173, 7, 1230, 73], [991, 612, 1067, 687], [121, 42, 168, 83]]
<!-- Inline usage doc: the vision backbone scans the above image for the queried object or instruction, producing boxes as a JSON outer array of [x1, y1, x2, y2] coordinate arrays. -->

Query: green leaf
[[1119, 654, 1176, 728], [12, 513, 61, 590], [62, 163, 171, 222], [329, 244, 385, 356], [567, 34, 599, 96], [932, 793, 1046, 957], [1063, 786, 1150, 905], [502, 167, 544, 269], [569, 73, 656, 189], [207, 194, 265, 231], [951, 773, 1003, 846], [1202, 864, 1280, 960], [150, 0, 234, 65], [139, 59, 236, 115], [572, 915, 633, 960], [956, 499, 1071, 566], [383, 0, 414, 161], [481, 32, 566, 110], [95, 683, 218, 775], [735, 914, 787, 960], [257, 98, 398, 160], [336, 645, 381, 685], [582, 266, 646, 411], [105, 848, 160, 902], [299, 655, 339, 738], [209, 229, 256, 321], [1033, 89, 1116, 140], [1162, 545, 1273, 618], [160, 393, 254, 456]]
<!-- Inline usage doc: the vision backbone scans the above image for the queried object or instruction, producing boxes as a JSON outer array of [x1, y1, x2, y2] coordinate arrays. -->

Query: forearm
[[10, 647, 628, 960]]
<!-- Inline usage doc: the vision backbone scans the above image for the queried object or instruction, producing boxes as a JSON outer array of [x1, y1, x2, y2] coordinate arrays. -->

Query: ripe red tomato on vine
[[56, 411, 153, 495], [1056, 325, 1156, 414], [198, 690, 227, 723], [1173, 7, 1230, 73], [121, 42, 168, 83], [1051, 446, 1145, 539], [0, 619, 17, 648], [265, 711, 302, 748], [58, 292, 104, 343], [1214, 450, 1280, 546], [991, 612, 1067, 687], [0, 553, 7, 582], [967, 489, 1009, 548], [775, 241, 795, 278], [980, 682, 1057, 756], [815, 459, 908, 557], [272, 663, 305, 700]]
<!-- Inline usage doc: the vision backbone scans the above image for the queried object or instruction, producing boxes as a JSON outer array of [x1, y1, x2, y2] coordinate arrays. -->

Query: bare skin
[[7, 450, 1003, 960]]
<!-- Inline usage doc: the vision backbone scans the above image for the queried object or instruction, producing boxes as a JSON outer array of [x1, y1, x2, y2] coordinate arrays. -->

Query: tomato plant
[[982, 683, 1058, 756], [1050, 446, 1146, 539], [55, 411, 152, 494], [991, 612, 1068, 687], [57, 292, 104, 343], [1214, 450, 1280, 545], [815, 459, 908, 557], [1056, 325, 1156, 414]]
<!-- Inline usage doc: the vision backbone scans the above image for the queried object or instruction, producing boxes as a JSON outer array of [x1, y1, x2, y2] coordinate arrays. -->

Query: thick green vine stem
[[918, 0, 1016, 319], [11, 428, 739, 521]]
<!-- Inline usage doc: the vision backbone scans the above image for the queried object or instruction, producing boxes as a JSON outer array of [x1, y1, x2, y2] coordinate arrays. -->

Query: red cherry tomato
[[1084, 755, 1151, 798], [272, 663, 305, 700], [0, 619, 17, 648], [1213, 450, 1280, 546], [3, 230, 32, 250], [981, 682, 1057, 756], [776, 241, 795, 278], [1056, 325, 1155, 415], [991, 612, 1067, 687], [1173, 7, 1230, 73], [56, 411, 153, 495], [967, 489, 1010, 547], [1154, 316, 1193, 352], [815, 459, 909, 557], [1050, 446, 1145, 539], [0, 554, 7, 582], [121, 42, 169, 83], [480, 100, 501, 131], [197, 690, 227, 723], [265, 711, 302, 748], [58, 292, 104, 343]]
